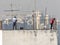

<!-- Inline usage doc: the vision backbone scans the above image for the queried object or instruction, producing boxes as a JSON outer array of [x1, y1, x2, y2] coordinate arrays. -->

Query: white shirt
[[13, 18, 17, 22]]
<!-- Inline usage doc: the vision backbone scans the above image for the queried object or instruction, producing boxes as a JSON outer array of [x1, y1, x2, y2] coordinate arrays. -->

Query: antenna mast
[[4, 0, 19, 18]]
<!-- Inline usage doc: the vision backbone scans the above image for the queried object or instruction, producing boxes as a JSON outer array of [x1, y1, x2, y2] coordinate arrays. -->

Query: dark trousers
[[50, 23, 53, 29], [13, 22, 17, 30]]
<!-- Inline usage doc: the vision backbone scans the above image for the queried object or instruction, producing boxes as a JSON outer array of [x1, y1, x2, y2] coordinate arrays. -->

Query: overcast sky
[[0, 0, 60, 20]]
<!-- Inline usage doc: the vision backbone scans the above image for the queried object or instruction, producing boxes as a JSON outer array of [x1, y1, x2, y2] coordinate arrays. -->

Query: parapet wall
[[3, 30, 58, 45]]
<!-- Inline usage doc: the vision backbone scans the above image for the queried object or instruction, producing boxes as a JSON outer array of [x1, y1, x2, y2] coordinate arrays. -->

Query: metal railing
[[0, 15, 58, 30]]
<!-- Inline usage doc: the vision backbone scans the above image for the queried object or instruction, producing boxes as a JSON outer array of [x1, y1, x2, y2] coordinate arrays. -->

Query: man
[[50, 18, 55, 30], [12, 16, 17, 30], [53, 18, 57, 30]]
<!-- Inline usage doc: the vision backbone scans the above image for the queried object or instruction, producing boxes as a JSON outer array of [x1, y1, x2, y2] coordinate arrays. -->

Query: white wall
[[3, 30, 58, 45], [0, 30, 2, 45]]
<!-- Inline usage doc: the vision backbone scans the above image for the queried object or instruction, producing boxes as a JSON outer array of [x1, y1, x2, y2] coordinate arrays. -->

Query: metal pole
[[32, 13, 34, 30], [10, 3, 13, 18], [34, 0, 36, 11]]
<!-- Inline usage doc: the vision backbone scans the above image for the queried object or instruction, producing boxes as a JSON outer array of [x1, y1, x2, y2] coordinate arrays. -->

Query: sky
[[0, 0, 60, 20]]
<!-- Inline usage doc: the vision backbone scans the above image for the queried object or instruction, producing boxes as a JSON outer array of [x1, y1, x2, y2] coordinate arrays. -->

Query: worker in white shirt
[[12, 16, 17, 30]]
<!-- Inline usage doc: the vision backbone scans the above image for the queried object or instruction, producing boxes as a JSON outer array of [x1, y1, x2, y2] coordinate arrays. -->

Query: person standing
[[53, 18, 57, 30], [50, 18, 55, 30], [12, 16, 17, 30]]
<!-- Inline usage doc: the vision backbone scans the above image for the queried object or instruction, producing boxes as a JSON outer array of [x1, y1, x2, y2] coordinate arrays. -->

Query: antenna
[[45, 8, 47, 16], [4, 0, 20, 18], [34, 0, 36, 11]]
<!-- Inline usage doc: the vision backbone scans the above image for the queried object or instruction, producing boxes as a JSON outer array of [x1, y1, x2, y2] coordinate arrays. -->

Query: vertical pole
[[10, 0, 14, 18], [34, 0, 36, 11], [32, 11, 34, 30]]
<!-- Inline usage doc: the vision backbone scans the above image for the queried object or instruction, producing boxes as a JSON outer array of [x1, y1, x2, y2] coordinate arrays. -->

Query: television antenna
[[4, 2, 20, 18]]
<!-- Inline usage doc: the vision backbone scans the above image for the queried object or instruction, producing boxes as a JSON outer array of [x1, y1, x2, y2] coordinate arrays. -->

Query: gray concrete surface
[[2, 30, 58, 45], [57, 30, 60, 45], [0, 31, 2, 45]]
